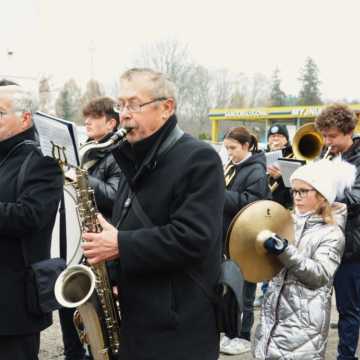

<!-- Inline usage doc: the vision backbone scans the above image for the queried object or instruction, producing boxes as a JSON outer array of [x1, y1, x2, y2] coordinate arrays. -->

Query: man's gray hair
[[120, 68, 177, 105], [0, 83, 35, 113]]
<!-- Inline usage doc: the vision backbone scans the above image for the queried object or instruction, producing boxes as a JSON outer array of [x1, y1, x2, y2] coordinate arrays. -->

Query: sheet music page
[[265, 150, 283, 167], [32, 112, 80, 166], [278, 158, 305, 187]]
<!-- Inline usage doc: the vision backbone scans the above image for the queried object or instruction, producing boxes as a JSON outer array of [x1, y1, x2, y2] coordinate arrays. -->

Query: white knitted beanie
[[290, 158, 357, 204]]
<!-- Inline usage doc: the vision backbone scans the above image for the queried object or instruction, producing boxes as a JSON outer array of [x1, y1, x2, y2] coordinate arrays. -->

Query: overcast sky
[[1, 0, 360, 102]]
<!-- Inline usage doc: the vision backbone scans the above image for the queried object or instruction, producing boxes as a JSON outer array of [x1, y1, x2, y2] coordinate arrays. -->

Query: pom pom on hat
[[290, 159, 357, 204]]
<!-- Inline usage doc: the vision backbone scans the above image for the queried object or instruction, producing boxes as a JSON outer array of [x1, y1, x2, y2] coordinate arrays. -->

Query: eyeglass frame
[[0, 109, 27, 119], [0, 110, 8, 120], [290, 188, 317, 199], [113, 97, 168, 114]]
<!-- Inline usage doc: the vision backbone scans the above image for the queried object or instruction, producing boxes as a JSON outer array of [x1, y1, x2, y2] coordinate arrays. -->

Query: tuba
[[292, 123, 324, 162], [55, 128, 128, 360]]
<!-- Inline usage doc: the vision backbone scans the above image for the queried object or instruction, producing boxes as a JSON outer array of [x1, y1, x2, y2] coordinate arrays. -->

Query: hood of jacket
[[233, 150, 267, 172], [293, 202, 347, 238]]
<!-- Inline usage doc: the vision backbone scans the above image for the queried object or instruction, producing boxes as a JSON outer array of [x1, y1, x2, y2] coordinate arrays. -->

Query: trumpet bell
[[226, 200, 294, 283], [292, 123, 324, 161]]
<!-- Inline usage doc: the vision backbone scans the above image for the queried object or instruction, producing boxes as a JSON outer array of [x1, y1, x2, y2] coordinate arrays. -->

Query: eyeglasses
[[0, 110, 8, 119], [113, 97, 167, 114], [290, 188, 316, 198]]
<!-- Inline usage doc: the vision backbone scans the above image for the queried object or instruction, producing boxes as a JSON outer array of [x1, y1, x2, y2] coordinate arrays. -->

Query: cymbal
[[226, 200, 294, 283]]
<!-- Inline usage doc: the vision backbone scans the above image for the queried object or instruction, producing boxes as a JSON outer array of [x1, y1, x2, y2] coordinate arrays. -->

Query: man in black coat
[[60, 96, 122, 360], [82, 68, 225, 360], [0, 80, 63, 359]]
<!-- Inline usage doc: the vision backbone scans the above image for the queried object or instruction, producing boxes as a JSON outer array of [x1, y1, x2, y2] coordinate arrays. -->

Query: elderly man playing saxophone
[[82, 68, 225, 360]]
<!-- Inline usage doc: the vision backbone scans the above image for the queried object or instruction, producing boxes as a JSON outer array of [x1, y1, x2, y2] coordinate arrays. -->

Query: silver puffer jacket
[[253, 204, 347, 360]]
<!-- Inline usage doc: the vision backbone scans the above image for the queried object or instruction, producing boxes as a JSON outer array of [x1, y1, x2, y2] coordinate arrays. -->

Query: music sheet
[[278, 158, 305, 187], [265, 150, 283, 167], [32, 112, 80, 167]]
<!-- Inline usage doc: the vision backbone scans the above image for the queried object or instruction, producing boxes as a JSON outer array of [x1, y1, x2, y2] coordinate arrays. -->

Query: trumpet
[[224, 161, 236, 187], [323, 145, 333, 160]]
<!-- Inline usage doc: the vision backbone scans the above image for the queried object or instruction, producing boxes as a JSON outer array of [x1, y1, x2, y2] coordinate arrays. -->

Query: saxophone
[[55, 128, 128, 360]]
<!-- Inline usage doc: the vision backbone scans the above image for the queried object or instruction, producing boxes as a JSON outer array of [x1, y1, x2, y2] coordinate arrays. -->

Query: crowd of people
[[0, 70, 359, 360]]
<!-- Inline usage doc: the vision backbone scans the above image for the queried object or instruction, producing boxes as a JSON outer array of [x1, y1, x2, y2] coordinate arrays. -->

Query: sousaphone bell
[[226, 200, 294, 283]]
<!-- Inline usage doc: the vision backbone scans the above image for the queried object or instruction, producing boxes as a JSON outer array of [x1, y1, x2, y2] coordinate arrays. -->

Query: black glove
[[264, 233, 288, 255]]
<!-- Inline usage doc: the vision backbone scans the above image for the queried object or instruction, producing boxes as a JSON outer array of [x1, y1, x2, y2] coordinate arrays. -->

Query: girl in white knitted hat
[[252, 159, 356, 359]]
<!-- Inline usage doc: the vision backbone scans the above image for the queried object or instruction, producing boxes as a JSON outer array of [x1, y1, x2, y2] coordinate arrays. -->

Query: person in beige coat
[[253, 159, 356, 359]]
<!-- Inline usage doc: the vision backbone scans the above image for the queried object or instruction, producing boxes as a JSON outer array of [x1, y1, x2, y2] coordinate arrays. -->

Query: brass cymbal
[[226, 200, 294, 283]]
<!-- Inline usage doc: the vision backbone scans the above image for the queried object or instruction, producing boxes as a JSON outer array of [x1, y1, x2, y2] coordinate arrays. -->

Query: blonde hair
[[314, 193, 335, 224]]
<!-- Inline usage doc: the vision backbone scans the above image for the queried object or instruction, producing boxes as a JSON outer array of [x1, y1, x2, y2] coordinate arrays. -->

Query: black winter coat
[[339, 137, 360, 263], [223, 151, 271, 243], [111, 116, 224, 360], [82, 132, 122, 220], [0, 127, 63, 335], [267, 145, 293, 209]]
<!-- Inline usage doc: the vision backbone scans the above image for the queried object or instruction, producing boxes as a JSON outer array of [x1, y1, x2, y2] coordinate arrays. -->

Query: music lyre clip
[[51, 141, 68, 168]]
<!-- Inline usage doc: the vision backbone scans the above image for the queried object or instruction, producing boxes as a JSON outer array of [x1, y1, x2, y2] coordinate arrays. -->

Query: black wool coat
[[0, 127, 63, 335], [223, 151, 271, 244], [111, 117, 225, 360], [267, 145, 293, 209], [338, 137, 360, 263]]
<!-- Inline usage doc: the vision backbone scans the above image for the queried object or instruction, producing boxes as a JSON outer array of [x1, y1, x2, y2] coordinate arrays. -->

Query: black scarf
[[112, 114, 177, 188]]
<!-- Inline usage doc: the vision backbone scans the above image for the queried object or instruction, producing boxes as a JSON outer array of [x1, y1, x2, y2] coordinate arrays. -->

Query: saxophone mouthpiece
[[324, 145, 332, 159], [110, 127, 129, 143]]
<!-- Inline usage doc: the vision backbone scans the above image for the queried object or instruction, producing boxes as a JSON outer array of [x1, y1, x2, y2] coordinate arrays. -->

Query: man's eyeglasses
[[290, 188, 316, 198], [0, 110, 8, 119], [113, 97, 167, 114]]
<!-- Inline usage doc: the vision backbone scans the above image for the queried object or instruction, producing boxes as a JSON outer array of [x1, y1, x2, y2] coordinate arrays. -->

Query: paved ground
[[219, 303, 340, 360], [39, 295, 350, 359]]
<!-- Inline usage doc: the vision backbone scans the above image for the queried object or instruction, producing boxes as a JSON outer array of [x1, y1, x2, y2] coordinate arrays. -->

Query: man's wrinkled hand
[[82, 214, 119, 265]]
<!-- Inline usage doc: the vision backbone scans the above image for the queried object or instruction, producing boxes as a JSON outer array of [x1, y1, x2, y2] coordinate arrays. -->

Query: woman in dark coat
[[220, 126, 271, 355]]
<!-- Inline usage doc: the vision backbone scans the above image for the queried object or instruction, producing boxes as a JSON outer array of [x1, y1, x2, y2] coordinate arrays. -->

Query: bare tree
[[210, 69, 235, 108], [80, 79, 104, 107], [135, 40, 194, 106], [247, 73, 270, 107], [228, 73, 249, 108], [133, 39, 212, 136]]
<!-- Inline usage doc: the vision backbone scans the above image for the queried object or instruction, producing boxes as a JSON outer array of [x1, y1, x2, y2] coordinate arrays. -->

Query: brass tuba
[[55, 128, 128, 360], [292, 123, 324, 162]]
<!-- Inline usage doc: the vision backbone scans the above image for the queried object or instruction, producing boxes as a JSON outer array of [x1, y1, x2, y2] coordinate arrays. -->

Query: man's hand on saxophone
[[82, 213, 119, 265]]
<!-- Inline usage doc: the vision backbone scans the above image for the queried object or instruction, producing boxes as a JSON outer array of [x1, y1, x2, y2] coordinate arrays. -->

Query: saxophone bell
[[55, 137, 123, 360], [54, 264, 96, 308]]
